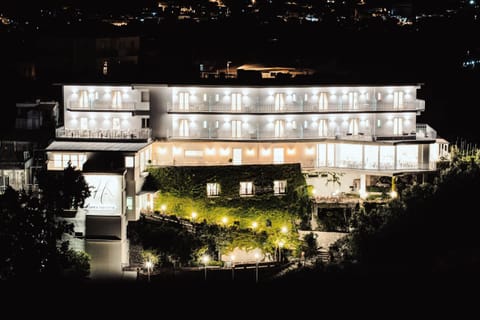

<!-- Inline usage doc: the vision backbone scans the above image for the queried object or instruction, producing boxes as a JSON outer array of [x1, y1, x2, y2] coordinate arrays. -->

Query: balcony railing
[[56, 126, 151, 140], [0, 183, 39, 195], [67, 101, 149, 112], [167, 101, 424, 114], [416, 123, 437, 140]]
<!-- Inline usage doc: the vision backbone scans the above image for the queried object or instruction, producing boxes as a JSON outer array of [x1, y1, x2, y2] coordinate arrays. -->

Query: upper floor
[[165, 85, 424, 114]]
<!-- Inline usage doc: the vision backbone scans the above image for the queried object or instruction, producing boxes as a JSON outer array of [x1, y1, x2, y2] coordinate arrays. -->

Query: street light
[[222, 216, 228, 225], [191, 211, 198, 221], [160, 204, 166, 214], [281, 226, 288, 234], [278, 241, 285, 263], [254, 252, 260, 283], [252, 221, 258, 230], [230, 255, 235, 280], [202, 255, 210, 281], [145, 260, 153, 282]]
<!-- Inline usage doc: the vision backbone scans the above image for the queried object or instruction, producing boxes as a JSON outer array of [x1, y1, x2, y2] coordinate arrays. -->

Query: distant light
[[230, 255, 235, 261], [390, 191, 398, 199], [254, 252, 260, 260], [160, 204, 166, 212], [202, 255, 210, 264], [191, 211, 197, 219], [281, 226, 288, 234], [221, 217, 228, 224], [252, 221, 258, 229]]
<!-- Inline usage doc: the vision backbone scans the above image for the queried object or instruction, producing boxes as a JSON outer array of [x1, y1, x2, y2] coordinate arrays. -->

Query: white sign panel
[[84, 174, 123, 215]]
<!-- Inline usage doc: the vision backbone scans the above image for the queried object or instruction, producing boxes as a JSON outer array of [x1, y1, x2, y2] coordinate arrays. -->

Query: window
[[348, 119, 359, 135], [80, 117, 88, 131], [113, 117, 120, 130], [203, 120, 208, 129], [273, 148, 284, 164], [215, 120, 220, 129], [274, 180, 287, 195], [112, 90, 122, 108], [377, 92, 382, 101], [232, 120, 242, 138], [393, 91, 404, 108], [79, 90, 89, 108], [179, 92, 190, 110], [348, 92, 358, 109], [239, 181, 254, 196], [291, 120, 297, 129], [179, 119, 189, 137], [215, 94, 220, 102], [203, 93, 207, 102], [141, 118, 150, 129], [274, 120, 285, 138], [318, 119, 328, 137], [377, 119, 382, 128], [292, 93, 296, 102], [319, 92, 328, 110], [304, 93, 308, 101], [141, 91, 150, 102], [125, 156, 134, 168], [393, 117, 403, 135], [231, 93, 242, 111], [52, 153, 86, 169], [274, 93, 285, 111], [206, 183, 220, 197], [126, 197, 133, 211]]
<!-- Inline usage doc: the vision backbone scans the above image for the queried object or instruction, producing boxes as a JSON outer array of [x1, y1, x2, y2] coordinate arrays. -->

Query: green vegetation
[[330, 153, 480, 272], [0, 164, 91, 280], [134, 164, 310, 263]]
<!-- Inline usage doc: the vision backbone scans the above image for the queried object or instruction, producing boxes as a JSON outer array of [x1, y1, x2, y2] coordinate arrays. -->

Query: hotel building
[[45, 83, 448, 275]]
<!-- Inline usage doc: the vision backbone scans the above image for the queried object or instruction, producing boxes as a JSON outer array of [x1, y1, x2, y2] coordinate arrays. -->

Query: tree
[[330, 156, 480, 273], [0, 164, 92, 280], [38, 162, 91, 214]]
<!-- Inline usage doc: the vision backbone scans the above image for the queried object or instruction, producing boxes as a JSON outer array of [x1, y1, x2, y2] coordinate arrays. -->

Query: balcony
[[67, 101, 149, 112], [415, 123, 437, 140], [167, 101, 424, 114], [56, 127, 151, 141]]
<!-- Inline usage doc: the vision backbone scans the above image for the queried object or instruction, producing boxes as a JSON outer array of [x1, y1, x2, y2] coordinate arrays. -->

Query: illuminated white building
[[46, 83, 448, 276]]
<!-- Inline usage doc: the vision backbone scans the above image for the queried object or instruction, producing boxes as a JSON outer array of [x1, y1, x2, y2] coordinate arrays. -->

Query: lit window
[[318, 119, 328, 137], [377, 119, 382, 128], [203, 120, 208, 129], [348, 119, 359, 135], [179, 119, 189, 137], [54, 154, 62, 168], [274, 180, 287, 195], [203, 93, 207, 102], [179, 92, 190, 110], [215, 94, 220, 102], [215, 120, 220, 129], [112, 90, 122, 108], [393, 117, 403, 135], [79, 90, 89, 108], [393, 91, 404, 108], [240, 182, 254, 196], [292, 93, 296, 102], [126, 197, 133, 210], [319, 92, 328, 110], [377, 92, 382, 101], [231, 93, 242, 111], [304, 93, 308, 101], [206, 183, 220, 197], [232, 120, 242, 138], [274, 93, 285, 111], [274, 120, 285, 138], [125, 156, 134, 168], [348, 92, 358, 109], [292, 120, 297, 129]]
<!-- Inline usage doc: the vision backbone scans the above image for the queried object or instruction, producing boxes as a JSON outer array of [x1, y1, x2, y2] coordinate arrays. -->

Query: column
[[360, 174, 366, 197]]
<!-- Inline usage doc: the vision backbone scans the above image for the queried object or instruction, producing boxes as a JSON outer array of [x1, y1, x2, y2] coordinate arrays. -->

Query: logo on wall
[[84, 175, 121, 214]]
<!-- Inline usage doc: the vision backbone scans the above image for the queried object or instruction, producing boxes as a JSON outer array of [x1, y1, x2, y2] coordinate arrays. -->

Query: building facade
[[46, 83, 448, 276]]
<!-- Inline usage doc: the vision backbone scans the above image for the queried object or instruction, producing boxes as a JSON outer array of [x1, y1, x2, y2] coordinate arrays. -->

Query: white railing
[[67, 101, 149, 111], [56, 127, 151, 140], [168, 101, 424, 113], [416, 123, 437, 139]]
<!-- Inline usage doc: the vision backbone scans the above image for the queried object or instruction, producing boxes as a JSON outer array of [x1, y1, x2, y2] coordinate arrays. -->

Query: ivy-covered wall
[[144, 164, 311, 229]]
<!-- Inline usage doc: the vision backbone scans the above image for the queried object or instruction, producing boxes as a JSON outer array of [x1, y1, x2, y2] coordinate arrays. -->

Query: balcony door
[[273, 148, 284, 164], [232, 148, 242, 165]]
